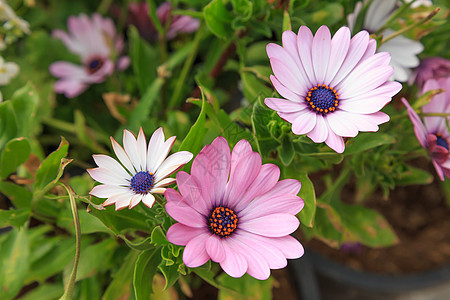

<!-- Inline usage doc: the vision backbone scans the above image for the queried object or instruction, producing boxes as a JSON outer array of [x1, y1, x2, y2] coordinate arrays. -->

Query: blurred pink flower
[[402, 77, 450, 180], [265, 25, 402, 153], [165, 137, 304, 280], [126, 2, 200, 42], [410, 57, 450, 89], [87, 127, 193, 210], [50, 13, 130, 98]]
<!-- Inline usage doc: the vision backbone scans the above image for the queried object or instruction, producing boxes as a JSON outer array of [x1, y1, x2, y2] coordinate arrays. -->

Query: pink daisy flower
[[265, 25, 402, 153], [165, 137, 304, 280], [402, 77, 450, 180], [87, 127, 193, 210], [50, 13, 130, 98]]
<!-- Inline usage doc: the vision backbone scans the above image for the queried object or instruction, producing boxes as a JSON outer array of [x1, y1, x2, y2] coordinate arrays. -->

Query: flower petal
[[123, 129, 141, 171], [312, 25, 331, 84], [92, 154, 131, 180], [325, 27, 351, 84], [306, 114, 328, 143], [87, 168, 129, 186], [167, 223, 205, 246], [154, 151, 193, 182], [183, 233, 211, 268], [111, 137, 136, 174], [239, 213, 300, 237], [89, 184, 130, 198], [292, 110, 317, 135], [265, 97, 307, 113], [326, 111, 359, 137], [165, 202, 206, 228], [141, 193, 156, 208], [219, 241, 248, 278], [205, 234, 226, 263]]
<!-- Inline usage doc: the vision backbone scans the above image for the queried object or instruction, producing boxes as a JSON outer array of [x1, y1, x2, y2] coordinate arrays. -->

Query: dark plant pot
[[289, 249, 450, 300]]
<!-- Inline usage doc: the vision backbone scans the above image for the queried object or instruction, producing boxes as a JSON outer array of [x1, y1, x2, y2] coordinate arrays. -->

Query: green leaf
[[124, 77, 164, 134], [121, 236, 154, 251], [19, 283, 64, 300], [178, 95, 207, 156], [88, 203, 150, 234], [331, 200, 398, 248], [77, 276, 102, 300], [129, 26, 158, 94], [10, 83, 39, 137], [251, 99, 279, 155], [103, 250, 139, 300], [0, 100, 17, 151], [203, 0, 234, 39], [34, 137, 69, 191], [150, 226, 169, 246], [0, 181, 32, 209], [0, 137, 31, 178], [297, 173, 316, 227], [302, 204, 342, 248], [58, 209, 112, 235], [241, 71, 272, 104], [0, 228, 30, 299], [302, 151, 344, 164], [344, 133, 396, 155], [0, 208, 30, 228], [133, 247, 163, 299], [396, 165, 433, 186], [278, 136, 295, 166], [70, 239, 117, 282], [158, 263, 179, 291], [217, 273, 273, 300]]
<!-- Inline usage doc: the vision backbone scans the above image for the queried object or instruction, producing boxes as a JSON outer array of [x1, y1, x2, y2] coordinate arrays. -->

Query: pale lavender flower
[[49, 14, 130, 98], [402, 77, 450, 180], [410, 57, 450, 89], [265, 25, 402, 153]]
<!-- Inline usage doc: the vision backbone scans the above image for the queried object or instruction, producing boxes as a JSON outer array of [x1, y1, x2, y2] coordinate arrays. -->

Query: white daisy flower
[[87, 127, 193, 210], [347, 0, 424, 82], [0, 56, 19, 85]]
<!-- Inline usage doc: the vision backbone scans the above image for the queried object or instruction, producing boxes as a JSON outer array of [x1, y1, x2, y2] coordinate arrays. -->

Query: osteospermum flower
[[165, 137, 304, 280], [265, 25, 402, 153], [87, 128, 193, 210], [50, 13, 130, 98], [402, 77, 450, 180], [410, 57, 450, 89], [347, 0, 424, 82]]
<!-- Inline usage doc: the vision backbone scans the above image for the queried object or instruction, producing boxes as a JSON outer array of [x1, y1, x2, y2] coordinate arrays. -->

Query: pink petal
[[263, 179, 302, 198], [269, 75, 303, 103], [432, 160, 445, 181], [234, 163, 281, 212], [312, 25, 331, 84], [292, 110, 317, 135], [253, 235, 304, 259], [53, 79, 88, 98], [191, 137, 230, 207], [265, 97, 307, 113], [219, 241, 248, 278], [239, 213, 300, 237], [306, 114, 328, 143], [49, 61, 87, 79], [282, 30, 312, 86], [270, 58, 307, 96], [240, 195, 304, 220], [278, 110, 308, 124], [330, 31, 369, 87], [183, 233, 211, 268], [324, 121, 346, 153], [205, 235, 226, 263], [227, 237, 270, 280], [165, 202, 206, 228], [117, 56, 130, 71], [297, 26, 316, 84], [176, 171, 210, 216], [224, 152, 261, 209], [167, 223, 205, 246], [52, 29, 86, 56], [326, 111, 359, 137]]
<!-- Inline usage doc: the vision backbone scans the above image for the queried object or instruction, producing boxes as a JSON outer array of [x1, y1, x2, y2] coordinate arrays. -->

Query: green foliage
[[133, 247, 163, 299], [0, 137, 31, 178], [217, 273, 273, 300]]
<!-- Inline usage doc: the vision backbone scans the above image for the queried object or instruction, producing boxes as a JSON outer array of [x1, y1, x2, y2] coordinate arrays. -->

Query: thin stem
[[58, 183, 81, 300], [381, 8, 440, 44], [168, 23, 204, 108], [420, 112, 450, 117]]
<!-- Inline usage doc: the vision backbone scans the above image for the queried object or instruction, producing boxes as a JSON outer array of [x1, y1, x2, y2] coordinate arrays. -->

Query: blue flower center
[[130, 171, 154, 194], [86, 58, 104, 74], [208, 207, 238, 238], [306, 84, 339, 115], [436, 134, 449, 150]]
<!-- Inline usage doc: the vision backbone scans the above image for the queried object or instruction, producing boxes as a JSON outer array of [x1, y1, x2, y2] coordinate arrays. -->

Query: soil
[[305, 162, 450, 275]]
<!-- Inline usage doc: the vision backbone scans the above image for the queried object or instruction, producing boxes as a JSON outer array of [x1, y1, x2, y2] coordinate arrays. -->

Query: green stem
[[380, 8, 440, 44], [59, 183, 81, 300], [420, 112, 450, 117], [168, 23, 205, 108], [97, 0, 113, 15]]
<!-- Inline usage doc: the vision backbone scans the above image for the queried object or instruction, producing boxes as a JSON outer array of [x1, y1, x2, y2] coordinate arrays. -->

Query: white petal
[[150, 136, 176, 173], [123, 130, 141, 171], [92, 154, 131, 180], [87, 168, 129, 186], [89, 184, 130, 198], [111, 137, 136, 175], [129, 194, 143, 209], [153, 177, 176, 188], [136, 127, 147, 171], [154, 151, 193, 182], [142, 193, 156, 208]]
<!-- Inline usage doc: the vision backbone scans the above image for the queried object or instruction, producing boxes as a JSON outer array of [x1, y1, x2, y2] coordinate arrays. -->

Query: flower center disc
[[208, 207, 238, 238], [436, 134, 449, 150], [86, 58, 104, 74], [306, 84, 339, 115], [130, 171, 154, 194]]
